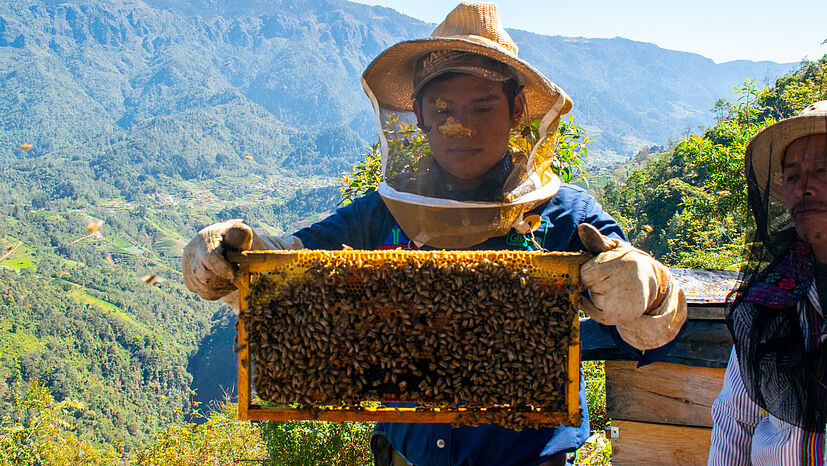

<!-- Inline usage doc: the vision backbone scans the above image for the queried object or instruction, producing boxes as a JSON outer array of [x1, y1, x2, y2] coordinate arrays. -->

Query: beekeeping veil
[[730, 100, 827, 432], [361, 1, 572, 249]]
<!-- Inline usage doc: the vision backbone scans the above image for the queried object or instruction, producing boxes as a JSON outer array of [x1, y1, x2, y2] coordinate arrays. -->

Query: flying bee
[[141, 274, 165, 285], [86, 220, 103, 234]]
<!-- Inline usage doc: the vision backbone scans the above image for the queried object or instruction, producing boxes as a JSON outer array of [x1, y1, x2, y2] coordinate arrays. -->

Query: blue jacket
[[293, 184, 663, 465]]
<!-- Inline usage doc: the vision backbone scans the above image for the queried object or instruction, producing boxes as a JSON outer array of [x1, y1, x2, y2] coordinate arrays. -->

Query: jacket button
[[436, 439, 446, 448]]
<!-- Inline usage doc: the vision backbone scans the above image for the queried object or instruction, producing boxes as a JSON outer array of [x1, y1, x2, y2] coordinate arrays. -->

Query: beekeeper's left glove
[[577, 223, 686, 350]]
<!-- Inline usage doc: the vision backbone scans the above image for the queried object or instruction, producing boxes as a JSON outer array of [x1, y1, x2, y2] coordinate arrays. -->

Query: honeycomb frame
[[230, 249, 590, 427]]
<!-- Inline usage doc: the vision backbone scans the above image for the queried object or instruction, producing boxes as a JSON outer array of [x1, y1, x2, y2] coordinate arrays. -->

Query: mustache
[[791, 200, 827, 216]]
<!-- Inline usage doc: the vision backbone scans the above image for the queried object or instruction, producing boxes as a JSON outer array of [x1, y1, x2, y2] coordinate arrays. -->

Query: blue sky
[[352, 0, 827, 64]]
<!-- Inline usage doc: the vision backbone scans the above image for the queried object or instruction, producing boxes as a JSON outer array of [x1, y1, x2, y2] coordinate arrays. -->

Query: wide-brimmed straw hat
[[362, 1, 572, 121], [747, 100, 827, 201]]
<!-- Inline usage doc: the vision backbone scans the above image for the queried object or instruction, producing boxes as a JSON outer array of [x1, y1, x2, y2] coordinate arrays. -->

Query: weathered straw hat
[[747, 100, 827, 201], [362, 1, 572, 121]]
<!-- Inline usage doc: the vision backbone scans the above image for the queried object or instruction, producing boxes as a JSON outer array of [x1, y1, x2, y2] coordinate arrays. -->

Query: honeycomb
[[240, 249, 585, 429]]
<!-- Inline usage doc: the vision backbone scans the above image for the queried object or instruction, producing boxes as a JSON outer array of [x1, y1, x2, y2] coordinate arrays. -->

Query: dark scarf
[[730, 239, 827, 432]]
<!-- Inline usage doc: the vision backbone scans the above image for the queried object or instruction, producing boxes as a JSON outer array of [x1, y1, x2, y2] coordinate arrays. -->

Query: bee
[[141, 274, 165, 285], [86, 220, 103, 234]]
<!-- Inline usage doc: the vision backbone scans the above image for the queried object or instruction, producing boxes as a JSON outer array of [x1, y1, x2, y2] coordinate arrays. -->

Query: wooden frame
[[230, 250, 588, 426]]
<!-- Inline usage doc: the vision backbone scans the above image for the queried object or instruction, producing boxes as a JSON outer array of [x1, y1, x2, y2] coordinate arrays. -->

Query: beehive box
[[230, 249, 590, 428], [580, 268, 738, 465]]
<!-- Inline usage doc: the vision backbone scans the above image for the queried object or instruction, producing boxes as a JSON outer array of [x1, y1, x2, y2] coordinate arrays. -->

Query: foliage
[[553, 115, 591, 184], [598, 76, 789, 268], [133, 402, 267, 466], [0, 372, 117, 465], [760, 55, 827, 117], [339, 114, 591, 205], [338, 146, 382, 206], [0, 234, 212, 451], [0, 137, 338, 452], [581, 360, 606, 431], [575, 360, 611, 465], [509, 114, 590, 184], [261, 420, 373, 466], [338, 115, 430, 206], [597, 55, 827, 269], [664, 80, 773, 268], [574, 432, 612, 466], [0, 165, 338, 456]]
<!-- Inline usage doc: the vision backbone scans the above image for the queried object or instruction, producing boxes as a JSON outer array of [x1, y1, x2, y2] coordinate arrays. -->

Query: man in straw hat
[[709, 101, 827, 464], [181, 2, 686, 465]]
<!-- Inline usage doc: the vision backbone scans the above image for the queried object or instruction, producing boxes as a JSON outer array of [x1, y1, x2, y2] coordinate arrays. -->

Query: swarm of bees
[[243, 252, 580, 429]]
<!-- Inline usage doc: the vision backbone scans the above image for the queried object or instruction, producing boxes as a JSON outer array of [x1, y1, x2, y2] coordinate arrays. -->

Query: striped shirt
[[709, 286, 826, 465]]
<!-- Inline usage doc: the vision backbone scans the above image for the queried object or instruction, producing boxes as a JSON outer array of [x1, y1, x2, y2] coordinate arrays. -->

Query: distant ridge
[[0, 0, 794, 175]]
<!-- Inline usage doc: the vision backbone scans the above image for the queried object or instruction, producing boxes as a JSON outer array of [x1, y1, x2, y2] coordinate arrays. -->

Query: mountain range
[[0, 0, 794, 177]]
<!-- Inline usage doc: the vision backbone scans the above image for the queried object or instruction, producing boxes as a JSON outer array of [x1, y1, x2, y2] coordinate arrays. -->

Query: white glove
[[578, 223, 687, 350], [181, 219, 303, 307]]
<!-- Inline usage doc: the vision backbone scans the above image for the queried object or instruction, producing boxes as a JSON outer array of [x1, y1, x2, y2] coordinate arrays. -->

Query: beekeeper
[[182, 2, 687, 465], [709, 101, 827, 464]]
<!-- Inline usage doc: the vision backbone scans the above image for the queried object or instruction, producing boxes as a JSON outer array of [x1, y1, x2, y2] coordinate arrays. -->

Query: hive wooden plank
[[236, 263, 251, 421], [670, 268, 738, 306], [610, 420, 712, 465], [686, 305, 726, 321], [606, 361, 725, 428], [244, 406, 569, 423]]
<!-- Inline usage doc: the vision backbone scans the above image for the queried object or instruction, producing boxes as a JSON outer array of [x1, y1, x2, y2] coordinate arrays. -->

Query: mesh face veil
[[729, 102, 827, 432], [360, 2, 572, 249]]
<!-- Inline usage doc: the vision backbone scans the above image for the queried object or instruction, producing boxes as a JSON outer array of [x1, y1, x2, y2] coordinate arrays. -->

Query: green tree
[[0, 373, 117, 465], [599, 78, 779, 269], [760, 55, 827, 117], [712, 98, 729, 123], [667, 80, 774, 268], [133, 402, 266, 465], [260, 420, 373, 466]]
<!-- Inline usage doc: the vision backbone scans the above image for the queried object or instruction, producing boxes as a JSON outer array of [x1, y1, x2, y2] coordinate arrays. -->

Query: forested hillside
[[597, 55, 827, 269]]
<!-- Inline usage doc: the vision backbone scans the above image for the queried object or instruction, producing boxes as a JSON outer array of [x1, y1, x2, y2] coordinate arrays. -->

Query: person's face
[[782, 133, 827, 261], [414, 74, 524, 188]]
